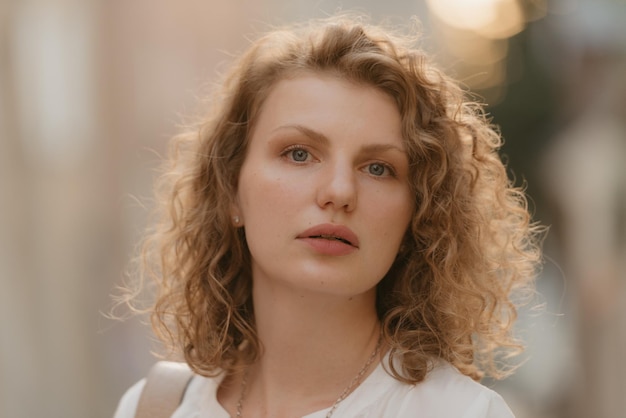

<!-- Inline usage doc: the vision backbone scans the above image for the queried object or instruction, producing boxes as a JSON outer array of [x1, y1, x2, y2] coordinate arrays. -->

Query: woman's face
[[234, 73, 414, 298]]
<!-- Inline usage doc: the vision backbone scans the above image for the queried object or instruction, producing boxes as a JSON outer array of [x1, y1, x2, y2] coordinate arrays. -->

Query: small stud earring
[[233, 216, 240, 225]]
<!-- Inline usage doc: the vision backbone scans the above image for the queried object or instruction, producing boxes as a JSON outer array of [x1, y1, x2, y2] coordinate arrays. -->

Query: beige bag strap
[[135, 361, 194, 418]]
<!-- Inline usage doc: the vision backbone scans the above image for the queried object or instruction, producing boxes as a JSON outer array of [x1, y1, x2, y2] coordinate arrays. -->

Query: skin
[[224, 72, 414, 418]]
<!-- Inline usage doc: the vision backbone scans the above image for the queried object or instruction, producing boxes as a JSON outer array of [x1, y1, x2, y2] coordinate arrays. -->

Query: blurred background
[[1, 0, 624, 417]]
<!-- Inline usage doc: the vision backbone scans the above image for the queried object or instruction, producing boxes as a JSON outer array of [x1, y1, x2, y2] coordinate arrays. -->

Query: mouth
[[298, 224, 360, 248], [309, 234, 353, 246]]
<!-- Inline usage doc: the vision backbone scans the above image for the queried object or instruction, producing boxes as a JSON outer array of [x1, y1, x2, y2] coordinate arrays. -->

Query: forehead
[[249, 72, 404, 144]]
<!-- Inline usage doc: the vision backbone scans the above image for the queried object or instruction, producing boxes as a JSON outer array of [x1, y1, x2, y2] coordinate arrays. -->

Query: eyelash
[[280, 145, 397, 178]]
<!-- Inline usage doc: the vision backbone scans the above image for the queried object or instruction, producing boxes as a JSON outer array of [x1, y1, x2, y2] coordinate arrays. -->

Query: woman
[[114, 15, 542, 418]]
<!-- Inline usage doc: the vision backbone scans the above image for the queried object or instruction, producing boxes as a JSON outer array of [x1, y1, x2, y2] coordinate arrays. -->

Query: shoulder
[[112, 365, 227, 418], [114, 361, 195, 418], [348, 361, 514, 418], [396, 363, 514, 418], [113, 378, 146, 418]]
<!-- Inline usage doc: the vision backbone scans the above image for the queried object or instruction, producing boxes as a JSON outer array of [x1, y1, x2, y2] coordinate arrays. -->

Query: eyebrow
[[272, 124, 329, 146], [272, 124, 406, 155]]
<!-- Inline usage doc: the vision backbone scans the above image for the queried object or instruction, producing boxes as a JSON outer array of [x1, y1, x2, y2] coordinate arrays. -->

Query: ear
[[230, 199, 243, 227]]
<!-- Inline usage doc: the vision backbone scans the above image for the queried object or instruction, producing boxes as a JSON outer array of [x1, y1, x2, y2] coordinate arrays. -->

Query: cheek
[[238, 168, 301, 222], [368, 191, 413, 235]]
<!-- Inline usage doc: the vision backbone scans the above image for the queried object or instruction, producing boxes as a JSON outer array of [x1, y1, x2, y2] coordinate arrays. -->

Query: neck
[[240, 280, 382, 417]]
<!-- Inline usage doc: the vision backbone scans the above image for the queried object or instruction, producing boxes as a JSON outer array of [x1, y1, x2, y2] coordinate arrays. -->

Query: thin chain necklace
[[235, 335, 383, 418]]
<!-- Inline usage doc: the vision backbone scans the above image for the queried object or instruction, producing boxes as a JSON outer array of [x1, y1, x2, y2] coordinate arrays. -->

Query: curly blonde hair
[[126, 15, 543, 384]]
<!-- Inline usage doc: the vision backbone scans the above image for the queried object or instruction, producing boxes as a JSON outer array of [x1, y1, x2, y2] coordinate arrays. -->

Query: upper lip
[[297, 223, 360, 248]]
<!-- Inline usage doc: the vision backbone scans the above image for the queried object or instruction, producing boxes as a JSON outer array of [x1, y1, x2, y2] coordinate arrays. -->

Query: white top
[[114, 357, 513, 418]]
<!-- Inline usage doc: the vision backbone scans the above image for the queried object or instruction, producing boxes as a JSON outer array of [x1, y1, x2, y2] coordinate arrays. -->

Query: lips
[[297, 223, 360, 248]]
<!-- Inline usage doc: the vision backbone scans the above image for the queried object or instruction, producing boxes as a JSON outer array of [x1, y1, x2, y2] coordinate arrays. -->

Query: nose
[[315, 159, 357, 212]]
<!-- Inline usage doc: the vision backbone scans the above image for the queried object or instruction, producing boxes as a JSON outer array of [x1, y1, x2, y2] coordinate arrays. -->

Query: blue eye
[[368, 163, 388, 176], [289, 148, 309, 162]]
